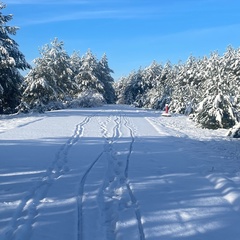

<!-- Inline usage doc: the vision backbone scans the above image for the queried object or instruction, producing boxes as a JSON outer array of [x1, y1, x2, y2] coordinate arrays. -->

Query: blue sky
[[4, 0, 240, 80]]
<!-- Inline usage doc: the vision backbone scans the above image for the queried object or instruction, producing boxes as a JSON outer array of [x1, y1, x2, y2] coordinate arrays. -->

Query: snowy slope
[[0, 105, 240, 240]]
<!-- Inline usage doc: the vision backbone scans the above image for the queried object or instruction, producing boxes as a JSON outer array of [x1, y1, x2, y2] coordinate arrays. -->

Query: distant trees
[[19, 39, 116, 112], [19, 40, 240, 130], [115, 46, 240, 129], [0, 2, 31, 114], [115, 61, 175, 110]]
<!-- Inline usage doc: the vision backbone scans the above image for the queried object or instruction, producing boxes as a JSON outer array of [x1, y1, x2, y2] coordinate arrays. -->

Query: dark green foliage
[[0, 2, 31, 113]]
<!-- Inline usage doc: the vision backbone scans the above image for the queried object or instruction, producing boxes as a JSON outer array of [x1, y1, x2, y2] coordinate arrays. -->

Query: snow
[[1, 105, 240, 240]]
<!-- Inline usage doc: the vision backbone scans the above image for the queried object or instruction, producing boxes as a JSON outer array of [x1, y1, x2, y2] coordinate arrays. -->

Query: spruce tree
[[74, 49, 104, 96], [140, 61, 166, 109], [194, 52, 238, 128], [0, 2, 31, 113], [98, 53, 116, 104], [20, 38, 75, 112]]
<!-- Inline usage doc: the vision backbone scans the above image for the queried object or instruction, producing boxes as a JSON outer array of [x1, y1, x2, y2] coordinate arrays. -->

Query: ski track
[[77, 148, 104, 240], [77, 115, 114, 240], [98, 115, 123, 240], [3, 116, 92, 240], [77, 116, 145, 240], [123, 116, 145, 240], [2, 108, 240, 240], [95, 114, 145, 240]]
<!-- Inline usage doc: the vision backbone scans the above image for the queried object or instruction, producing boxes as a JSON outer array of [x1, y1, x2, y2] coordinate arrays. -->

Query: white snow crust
[[1, 105, 240, 240]]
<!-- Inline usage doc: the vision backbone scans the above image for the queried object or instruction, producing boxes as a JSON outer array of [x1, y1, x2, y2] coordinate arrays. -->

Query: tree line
[[1, 2, 240, 133], [115, 48, 240, 129], [19, 39, 116, 113]]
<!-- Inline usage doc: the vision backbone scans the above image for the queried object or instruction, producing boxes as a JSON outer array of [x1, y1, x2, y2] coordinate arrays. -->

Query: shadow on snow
[[1, 131, 240, 239]]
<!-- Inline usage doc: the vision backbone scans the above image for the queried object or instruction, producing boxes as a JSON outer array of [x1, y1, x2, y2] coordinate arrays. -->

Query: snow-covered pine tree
[[170, 56, 204, 114], [115, 71, 138, 105], [72, 49, 105, 107], [145, 61, 173, 110], [122, 70, 144, 106], [222, 46, 240, 116], [114, 76, 128, 104], [135, 61, 163, 108], [69, 51, 82, 78], [195, 93, 238, 129], [0, 2, 31, 114], [115, 62, 164, 108], [115, 61, 172, 109], [19, 38, 75, 112], [194, 51, 238, 129], [97, 53, 116, 104], [74, 50, 103, 93]]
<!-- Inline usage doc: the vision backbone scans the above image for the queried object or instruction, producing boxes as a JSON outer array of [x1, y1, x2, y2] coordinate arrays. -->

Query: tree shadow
[[1, 106, 240, 239]]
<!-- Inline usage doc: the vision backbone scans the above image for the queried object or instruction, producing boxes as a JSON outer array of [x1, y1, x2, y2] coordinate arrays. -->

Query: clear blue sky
[[4, 0, 240, 80]]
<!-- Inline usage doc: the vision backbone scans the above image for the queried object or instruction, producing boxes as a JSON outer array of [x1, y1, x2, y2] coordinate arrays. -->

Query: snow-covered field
[[1, 105, 240, 240]]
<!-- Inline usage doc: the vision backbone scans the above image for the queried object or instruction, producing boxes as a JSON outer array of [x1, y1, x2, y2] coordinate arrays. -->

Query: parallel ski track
[[77, 116, 121, 240], [123, 116, 145, 240], [77, 151, 105, 240], [77, 114, 116, 240], [97, 114, 145, 240], [4, 116, 91, 240], [98, 115, 123, 240]]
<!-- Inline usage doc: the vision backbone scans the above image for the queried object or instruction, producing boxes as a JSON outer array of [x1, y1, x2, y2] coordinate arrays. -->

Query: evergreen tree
[[170, 56, 204, 114], [143, 61, 172, 110], [133, 61, 161, 108], [194, 93, 238, 129], [119, 70, 144, 105], [74, 49, 104, 96], [115, 61, 171, 108], [222, 46, 240, 114], [98, 53, 116, 104], [19, 38, 75, 112], [0, 2, 31, 113], [114, 76, 129, 104], [194, 51, 238, 129], [69, 51, 82, 77]]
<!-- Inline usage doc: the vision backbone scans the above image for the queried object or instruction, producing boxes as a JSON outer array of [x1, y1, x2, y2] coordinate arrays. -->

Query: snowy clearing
[[1, 105, 240, 240]]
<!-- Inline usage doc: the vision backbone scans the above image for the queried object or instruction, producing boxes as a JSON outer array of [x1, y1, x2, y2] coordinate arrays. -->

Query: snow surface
[[1, 105, 240, 240]]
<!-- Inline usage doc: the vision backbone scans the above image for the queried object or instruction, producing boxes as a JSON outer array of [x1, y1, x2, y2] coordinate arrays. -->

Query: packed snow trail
[[95, 115, 145, 240], [1, 114, 93, 240], [1, 105, 240, 240]]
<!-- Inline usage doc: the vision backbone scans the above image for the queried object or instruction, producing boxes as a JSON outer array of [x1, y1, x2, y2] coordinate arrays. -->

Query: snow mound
[[227, 123, 240, 138]]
